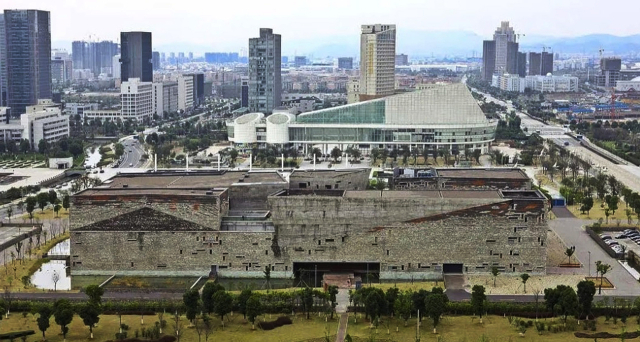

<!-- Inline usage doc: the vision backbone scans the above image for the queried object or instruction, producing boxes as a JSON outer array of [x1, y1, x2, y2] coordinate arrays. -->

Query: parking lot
[[602, 228, 640, 256]]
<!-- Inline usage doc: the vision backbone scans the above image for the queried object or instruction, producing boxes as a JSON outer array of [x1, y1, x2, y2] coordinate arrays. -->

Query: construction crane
[[515, 33, 525, 43]]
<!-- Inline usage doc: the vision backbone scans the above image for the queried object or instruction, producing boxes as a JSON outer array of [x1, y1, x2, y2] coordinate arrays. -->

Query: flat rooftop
[[276, 189, 505, 200], [76, 188, 225, 197], [290, 168, 370, 179], [436, 168, 529, 180], [97, 170, 285, 189]]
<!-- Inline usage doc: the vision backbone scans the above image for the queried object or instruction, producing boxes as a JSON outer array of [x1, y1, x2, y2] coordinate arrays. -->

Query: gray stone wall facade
[[289, 169, 370, 191]]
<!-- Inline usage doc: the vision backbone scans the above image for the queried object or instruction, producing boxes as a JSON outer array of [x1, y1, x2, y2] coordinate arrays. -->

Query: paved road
[[118, 138, 146, 168]]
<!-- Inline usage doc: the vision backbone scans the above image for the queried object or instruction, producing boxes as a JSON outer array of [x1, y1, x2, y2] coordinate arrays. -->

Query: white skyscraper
[[112, 54, 121, 80], [177, 74, 194, 112], [120, 78, 153, 122], [493, 21, 516, 75], [359, 24, 396, 101]]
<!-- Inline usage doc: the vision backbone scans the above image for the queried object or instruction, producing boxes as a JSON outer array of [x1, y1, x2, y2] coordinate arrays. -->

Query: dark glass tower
[[120, 31, 152, 82], [4, 9, 52, 115]]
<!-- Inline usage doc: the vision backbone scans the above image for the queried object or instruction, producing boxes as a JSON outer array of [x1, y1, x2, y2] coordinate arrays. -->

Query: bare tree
[[52, 271, 60, 291], [172, 310, 183, 342]]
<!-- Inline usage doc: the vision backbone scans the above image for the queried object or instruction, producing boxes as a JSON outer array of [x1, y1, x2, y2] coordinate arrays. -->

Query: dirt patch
[[575, 331, 640, 339], [467, 274, 586, 295], [585, 277, 614, 289]]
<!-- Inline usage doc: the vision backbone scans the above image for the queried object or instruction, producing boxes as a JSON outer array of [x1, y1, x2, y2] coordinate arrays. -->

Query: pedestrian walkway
[[552, 206, 575, 218], [335, 313, 348, 342]]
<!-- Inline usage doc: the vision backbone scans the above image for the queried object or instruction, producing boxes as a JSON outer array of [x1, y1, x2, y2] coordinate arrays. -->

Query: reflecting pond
[[30, 239, 71, 290], [85, 147, 102, 168]]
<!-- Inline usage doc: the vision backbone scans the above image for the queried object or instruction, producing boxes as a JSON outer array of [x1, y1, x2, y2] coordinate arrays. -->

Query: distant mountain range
[[52, 31, 640, 59]]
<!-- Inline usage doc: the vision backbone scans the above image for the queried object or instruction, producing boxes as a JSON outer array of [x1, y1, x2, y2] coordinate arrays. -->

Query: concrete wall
[[70, 198, 547, 277], [289, 169, 370, 191], [228, 182, 286, 210], [70, 192, 228, 230]]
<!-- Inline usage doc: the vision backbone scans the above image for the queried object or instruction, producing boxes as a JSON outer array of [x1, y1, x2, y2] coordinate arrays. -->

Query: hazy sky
[[5, 0, 640, 51]]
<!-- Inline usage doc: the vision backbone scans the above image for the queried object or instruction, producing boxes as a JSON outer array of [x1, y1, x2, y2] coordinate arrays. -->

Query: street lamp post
[[588, 251, 591, 276]]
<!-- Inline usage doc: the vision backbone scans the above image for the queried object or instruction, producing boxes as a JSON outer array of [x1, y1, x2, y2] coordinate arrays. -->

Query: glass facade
[[296, 100, 385, 124], [289, 126, 495, 143]]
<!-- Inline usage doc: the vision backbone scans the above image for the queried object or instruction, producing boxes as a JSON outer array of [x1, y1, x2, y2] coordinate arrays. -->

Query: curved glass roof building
[[228, 83, 497, 153]]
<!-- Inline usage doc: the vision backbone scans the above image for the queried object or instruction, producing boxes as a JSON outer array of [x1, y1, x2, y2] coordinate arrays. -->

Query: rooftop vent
[[122, 184, 128, 188], [244, 174, 250, 178], [238, 179, 244, 183], [205, 191, 213, 195]]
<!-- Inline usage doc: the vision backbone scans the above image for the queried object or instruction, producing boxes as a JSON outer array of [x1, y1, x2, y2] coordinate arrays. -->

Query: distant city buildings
[[528, 52, 554, 76], [395, 54, 409, 66], [51, 57, 73, 84], [20, 99, 69, 150], [338, 57, 353, 70], [359, 24, 396, 101], [152, 82, 179, 118], [120, 31, 153, 82], [0, 14, 6, 107], [294, 56, 307, 67], [3, 9, 52, 115], [596, 57, 621, 87], [482, 21, 520, 82], [204, 52, 239, 64], [492, 73, 578, 93], [248, 28, 282, 114], [152, 51, 160, 70], [177, 74, 194, 112], [72, 40, 118, 77]]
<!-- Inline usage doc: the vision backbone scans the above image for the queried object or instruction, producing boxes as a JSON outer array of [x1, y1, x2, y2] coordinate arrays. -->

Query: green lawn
[[345, 314, 640, 342], [0, 312, 339, 342]]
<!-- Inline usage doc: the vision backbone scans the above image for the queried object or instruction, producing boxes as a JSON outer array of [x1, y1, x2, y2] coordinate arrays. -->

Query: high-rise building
[[51, 57, 71, 84], [395, 54, 408, 66], [120, 32, 152, 82], [4, 10, 52, 115], [204, 52, 239, 64], [482, 21, 520, 81], [188, 52, 193, 60], [597, 57, 622, 87], [191, 73, 205, 107], [528, 51, 554, 76], [152, 82, 178, 118], [281, 56, 289, 65], [517, 52, 527, 77], [541, 52, 554, 75], [112, 55, 121, 81], [359, 24, 396, 101], [177, 74, 194, 112], [0, 14, 7, 106], [493, 21, 516, 75], [152, 51, 160, 70], [482, 41, 496, 82], [71, 40, 118, 76], [338, 57, 353, 70], [248, 28, 282, 114], [529, 52, 541, 76]]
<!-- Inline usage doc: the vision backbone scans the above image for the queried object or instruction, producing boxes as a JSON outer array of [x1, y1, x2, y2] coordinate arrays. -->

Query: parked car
[[615, 234, 627, 239], [605, 240, 618, 246], [600, 235, 612, 240]]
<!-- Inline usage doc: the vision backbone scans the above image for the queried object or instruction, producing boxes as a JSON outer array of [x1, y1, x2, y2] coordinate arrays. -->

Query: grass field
[[345, 314, 640, 342], [0, 312, 339, 342], [0, 232, 71, 292], [19, 207, 69, 221], [568, 198, 636, 223], [371, 281, 438, 292]]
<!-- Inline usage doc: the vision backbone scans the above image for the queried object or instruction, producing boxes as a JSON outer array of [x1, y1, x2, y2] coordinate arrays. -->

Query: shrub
[[257, 316, 293, 331]]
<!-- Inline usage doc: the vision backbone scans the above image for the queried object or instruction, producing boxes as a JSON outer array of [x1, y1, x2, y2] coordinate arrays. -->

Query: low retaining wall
[[0, 224, 43, 252]]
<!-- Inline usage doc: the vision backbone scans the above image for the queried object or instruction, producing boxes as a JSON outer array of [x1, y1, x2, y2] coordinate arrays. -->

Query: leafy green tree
[[264, 265, 271, 290], [520, 273, 530, 293], [411, 289, 428, 321], [26, 196, 37, 221], [183, 289, 201, 323], [38, 139, 49, 154], [53, 299, 74, 342], [364, 289, 385, 326], [237, 289, 252, 320], [78, 302, 101, 339], [384, 287, 399, 316], [201, 282, 224, 314], [36, 192, 50, 212], [565, 247, 575, 265], [330, 147, 342, 162], [302, 287, 314, 319], [425, 292, 448, 333], [491, 266, 500, 287], [394, 292, 412, 326], [212, 291, 233, 329], [37, 305, 53, 340], [577, 280, 596, 319], [20, 139, 31, 153], [114, 143, 125, 158], [580, 196, 594, 214], [246, 294, 262, 329], [471, 285, 487, 323], [85, 285, 104, 305], [228, 148, 239, 164], [48, 190, 57, 205]]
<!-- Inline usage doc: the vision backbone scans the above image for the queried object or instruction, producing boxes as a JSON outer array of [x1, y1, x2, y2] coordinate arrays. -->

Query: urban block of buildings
[[228, 83, 497, 154], [0, 99, 70, 150], [491, 73, 579, 93], [68, 167, 548, 287]]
